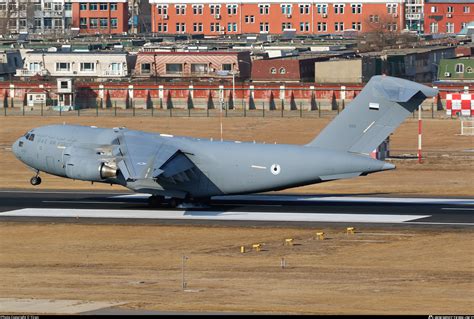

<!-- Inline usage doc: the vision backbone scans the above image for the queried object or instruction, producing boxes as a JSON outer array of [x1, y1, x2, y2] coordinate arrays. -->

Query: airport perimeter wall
[[0, 81, 470, 113]]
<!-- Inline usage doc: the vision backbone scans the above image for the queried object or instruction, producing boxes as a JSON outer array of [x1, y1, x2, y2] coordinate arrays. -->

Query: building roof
[[425, 0, 474, 3]]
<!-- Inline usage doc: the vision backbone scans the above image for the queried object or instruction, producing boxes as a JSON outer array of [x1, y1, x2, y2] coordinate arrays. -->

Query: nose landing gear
[[30, 174, 41, 186]]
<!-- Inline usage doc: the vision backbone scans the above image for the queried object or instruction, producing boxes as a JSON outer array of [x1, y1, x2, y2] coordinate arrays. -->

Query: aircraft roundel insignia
[[271, 164, 281, 175]]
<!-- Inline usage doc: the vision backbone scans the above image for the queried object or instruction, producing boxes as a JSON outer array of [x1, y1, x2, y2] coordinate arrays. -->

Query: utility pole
[[181, 255, 188, 289]]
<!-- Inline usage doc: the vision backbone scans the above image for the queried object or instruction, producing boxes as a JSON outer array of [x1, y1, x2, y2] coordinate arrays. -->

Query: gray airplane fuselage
[[12, 76, 438, 200], [12, 124, 390, 199]]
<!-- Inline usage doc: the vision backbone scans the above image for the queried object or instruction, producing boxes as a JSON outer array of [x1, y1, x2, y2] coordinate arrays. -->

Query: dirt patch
[[0, 116, 473, 197], [0, 223, 472, 314]]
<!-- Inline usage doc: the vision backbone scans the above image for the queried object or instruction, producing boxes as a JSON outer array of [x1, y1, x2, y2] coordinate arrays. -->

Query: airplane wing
[[115, 132, 197, 183]]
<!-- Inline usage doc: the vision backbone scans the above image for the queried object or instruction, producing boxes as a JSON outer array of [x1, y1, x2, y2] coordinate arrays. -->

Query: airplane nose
[[12, 138, 20, 158]]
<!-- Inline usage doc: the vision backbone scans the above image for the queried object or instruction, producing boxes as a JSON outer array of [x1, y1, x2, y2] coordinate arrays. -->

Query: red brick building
[[133, 51, 252, 80], [424, 0, 474, 34], [251, 56, 329, 83], [71, 0, 129, 34], [149, 0, 405, 36]]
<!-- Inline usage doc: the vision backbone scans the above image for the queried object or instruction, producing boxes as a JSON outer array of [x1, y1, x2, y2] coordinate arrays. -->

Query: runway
[[0, 190, 473, 228]]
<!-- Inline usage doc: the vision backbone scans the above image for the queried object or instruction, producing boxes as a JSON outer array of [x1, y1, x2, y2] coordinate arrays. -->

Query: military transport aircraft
[[12, 76, 437, 207]]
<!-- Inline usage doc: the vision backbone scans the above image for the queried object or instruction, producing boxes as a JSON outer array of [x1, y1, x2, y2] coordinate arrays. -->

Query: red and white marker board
[[446, 93, 474, 117]]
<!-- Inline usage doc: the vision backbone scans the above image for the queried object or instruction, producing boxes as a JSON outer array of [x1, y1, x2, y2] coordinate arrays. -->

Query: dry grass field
[[0, 115, 473, 314], [0, 116, 473, 196], [0, 223, 473, 314]]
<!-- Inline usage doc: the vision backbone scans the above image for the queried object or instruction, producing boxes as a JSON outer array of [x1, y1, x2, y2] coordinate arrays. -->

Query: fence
[[0, 86, 451, 119]]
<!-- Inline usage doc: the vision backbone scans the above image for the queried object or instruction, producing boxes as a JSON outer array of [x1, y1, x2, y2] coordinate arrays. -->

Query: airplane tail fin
[[307, 76, 437, 155]]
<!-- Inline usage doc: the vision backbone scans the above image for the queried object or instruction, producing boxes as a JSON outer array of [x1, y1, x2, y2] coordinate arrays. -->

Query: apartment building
[[405, 0, 424, 33], [149, 0, 405, 36], [0, 0, 73, 33], [16, 50, 130, 79], [424, 0, 474, 35], [71, 0, 128, 34]]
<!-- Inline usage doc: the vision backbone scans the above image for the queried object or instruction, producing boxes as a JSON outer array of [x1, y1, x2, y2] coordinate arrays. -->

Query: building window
[[227, 4, 237, 15], [29, 62, 41, 71], [34, 18, 41, 28], [192, 4, 203, 15], [222, 64, 232, 71], [317, 22, 327, 32], [80, 62, 95, 72], [54, 3, 62, 11], [64, 3, 71, 11], [44, 2, 52, 10], [175, 4, 185, 15], [387, 4, 397, 14], [100, 18, 108, 29], [56, 62, 70, 72], [455, 63, 464, 73], [281, 4, 292, 15], [111, 18, 118, 29], [210, 23, 220, 32], [259, 4, 269, 14], [369, 15, 379, 23], [334, 22, 344, 32], [80, 3, 87, 10], [175, 22, 185, 32], [446, 22, 454, 33], [210, 4, 221, 15], [387, 23, 397, 31], [351, 4, 362, 14], [352, 22, 361, 31], [316, 4, 327, 14], [300, 22, 310, 32], [279, 68, 286, 74], [110, 3, 117, 11], [282, 22, 292, 31], [193, 22, 203, 32], [430, 6, 437, 13], [60, 81, 68, 89], [166, 64, 183, 74], [245, 15, 254, 23], [464, 6, 470, 14], [80, 18, 87, 29], [99, 3, 107, 10], [191, 63, 208, 74], [299, 4, 310, 14], [89, 3, 98, 10], [270, 67, 276, 74], [141, 63, 151, 74], [260, 22, 269, 33], [89, 18, 98, 29], [430, 22, 438, 33], [334, 4, 344, 14], [447, 6, 453, 13], [158, 23, 168, 32]]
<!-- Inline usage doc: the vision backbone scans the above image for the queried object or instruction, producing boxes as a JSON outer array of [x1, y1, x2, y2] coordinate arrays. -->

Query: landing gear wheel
[[168, 198, 182, 208], [30, 176, 41, 186], [148, 195, 164, 207]]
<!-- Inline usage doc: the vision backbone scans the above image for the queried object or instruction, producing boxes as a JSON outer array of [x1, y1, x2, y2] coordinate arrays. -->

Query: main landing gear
[[147, 195, 183, 208], [30, 173, 42, 186]]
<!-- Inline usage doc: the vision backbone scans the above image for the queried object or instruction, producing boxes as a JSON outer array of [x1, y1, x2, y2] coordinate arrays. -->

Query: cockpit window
[[28, 134, 35, 141], [18, 141, 23, 147], [25, 133, 30, 140]]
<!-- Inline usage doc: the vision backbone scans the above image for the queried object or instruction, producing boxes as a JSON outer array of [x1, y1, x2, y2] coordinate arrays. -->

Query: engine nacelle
[[65, 157, 117, 182]]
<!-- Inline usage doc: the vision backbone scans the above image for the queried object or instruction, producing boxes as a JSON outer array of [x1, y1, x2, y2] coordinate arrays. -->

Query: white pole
[[232, 72, 235, 106], [418, 105, 422, 164]]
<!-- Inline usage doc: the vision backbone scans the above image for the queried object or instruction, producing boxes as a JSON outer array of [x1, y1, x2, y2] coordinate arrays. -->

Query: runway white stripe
[[111, 194, 474, 206], [0, 208, 430, 224]]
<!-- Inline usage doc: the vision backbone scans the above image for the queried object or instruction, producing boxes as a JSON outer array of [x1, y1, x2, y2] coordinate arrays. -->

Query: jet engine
[[65, 157, 117, 182]]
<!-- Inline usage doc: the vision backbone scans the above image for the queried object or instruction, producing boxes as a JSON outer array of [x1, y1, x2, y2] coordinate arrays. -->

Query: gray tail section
[[307, 75, 438, 155]]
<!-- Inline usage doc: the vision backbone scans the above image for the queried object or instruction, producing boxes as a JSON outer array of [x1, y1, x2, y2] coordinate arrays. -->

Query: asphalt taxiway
[[0, 190, 473, 228]]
